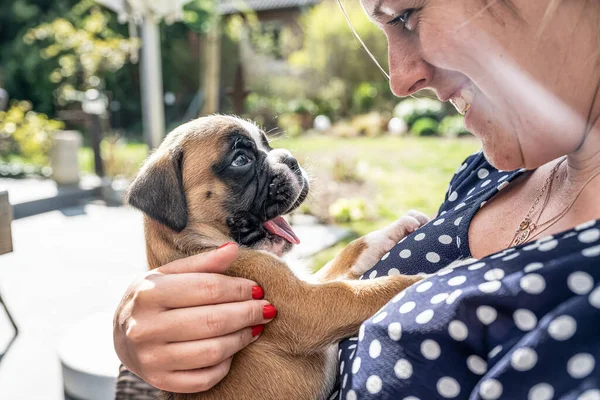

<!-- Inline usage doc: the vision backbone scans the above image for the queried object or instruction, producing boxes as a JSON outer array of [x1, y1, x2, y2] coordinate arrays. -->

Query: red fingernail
[[217, 242, 234, 250], [251, 325, 264, 337], [263, 305, 277, 319], [252, 286, 264, 300]]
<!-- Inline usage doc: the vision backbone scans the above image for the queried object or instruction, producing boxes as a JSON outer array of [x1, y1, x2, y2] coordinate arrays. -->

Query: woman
[[113, 0, 600, 398]]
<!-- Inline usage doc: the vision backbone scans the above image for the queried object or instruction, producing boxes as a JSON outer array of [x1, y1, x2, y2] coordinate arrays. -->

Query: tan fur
[[132, 116, 423, 400]]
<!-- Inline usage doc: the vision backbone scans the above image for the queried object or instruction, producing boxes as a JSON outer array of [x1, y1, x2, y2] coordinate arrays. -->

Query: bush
[[0, 100, 64, 167], [332, 157, 363, 183], [411, 117, 439, 136], [350, 112, 388, 137], [394, 98, 445, 126], [329, 197, 369, 223], [439, 114, 471, 138]]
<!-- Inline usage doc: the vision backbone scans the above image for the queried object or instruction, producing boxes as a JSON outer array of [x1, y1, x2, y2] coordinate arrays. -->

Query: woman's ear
[[125, 146, 188, 232]]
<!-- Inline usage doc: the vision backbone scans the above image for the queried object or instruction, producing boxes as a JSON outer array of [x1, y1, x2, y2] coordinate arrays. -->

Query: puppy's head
[[126, 115, 309, 256]]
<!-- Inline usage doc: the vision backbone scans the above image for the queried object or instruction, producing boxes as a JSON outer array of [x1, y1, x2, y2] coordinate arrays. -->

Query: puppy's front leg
[[316, 210, 429, 282]]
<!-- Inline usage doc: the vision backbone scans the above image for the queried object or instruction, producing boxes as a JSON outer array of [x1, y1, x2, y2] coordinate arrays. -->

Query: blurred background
[[0, 0, 481, 399]]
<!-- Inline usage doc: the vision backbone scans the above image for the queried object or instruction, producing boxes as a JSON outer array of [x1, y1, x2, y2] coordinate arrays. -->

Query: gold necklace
[[510, 158, 566, 247]]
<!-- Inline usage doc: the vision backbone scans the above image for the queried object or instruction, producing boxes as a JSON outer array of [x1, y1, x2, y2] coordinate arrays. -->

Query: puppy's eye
[[231, 153, 253, 167]]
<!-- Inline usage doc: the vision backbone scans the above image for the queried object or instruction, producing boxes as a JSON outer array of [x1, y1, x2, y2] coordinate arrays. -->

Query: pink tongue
[[263, 216, 301, 245]]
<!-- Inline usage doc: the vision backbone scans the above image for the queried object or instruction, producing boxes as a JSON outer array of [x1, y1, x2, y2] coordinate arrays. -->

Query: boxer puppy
[[124, 115, 428, 400]]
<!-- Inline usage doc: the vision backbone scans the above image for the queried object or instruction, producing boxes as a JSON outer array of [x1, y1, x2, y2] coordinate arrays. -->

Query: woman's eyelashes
[[388, 9, 417, 31]]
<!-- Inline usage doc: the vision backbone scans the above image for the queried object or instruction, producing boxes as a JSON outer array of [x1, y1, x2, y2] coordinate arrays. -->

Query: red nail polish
[[251, 325, 264, 337], [263, 305, 277, 319], [217, 242, 234, 250], [252, 286, 264, 300]]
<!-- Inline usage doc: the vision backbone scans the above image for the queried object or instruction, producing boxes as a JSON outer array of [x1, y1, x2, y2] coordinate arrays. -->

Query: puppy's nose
[[282, 154, 299, 171]]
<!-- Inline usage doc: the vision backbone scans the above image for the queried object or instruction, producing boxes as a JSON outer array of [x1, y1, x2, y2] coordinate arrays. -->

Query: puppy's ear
[[126, 147, 188, 232]]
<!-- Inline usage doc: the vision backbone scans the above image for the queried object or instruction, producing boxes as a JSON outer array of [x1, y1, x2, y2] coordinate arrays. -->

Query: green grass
[[272, 135, 481, 269], [79, 142, 148, 177]]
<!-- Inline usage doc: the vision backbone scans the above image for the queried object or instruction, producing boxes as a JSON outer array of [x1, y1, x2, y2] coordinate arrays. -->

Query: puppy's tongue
[[263, 216, 301, 245]]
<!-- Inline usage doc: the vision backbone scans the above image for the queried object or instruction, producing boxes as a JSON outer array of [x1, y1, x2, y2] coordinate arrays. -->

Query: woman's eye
[[231, 153, 252, 167], [388, 9, 415, 30]]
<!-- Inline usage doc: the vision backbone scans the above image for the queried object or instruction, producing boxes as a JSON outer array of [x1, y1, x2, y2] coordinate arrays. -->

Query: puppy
[[125, 115, 428, 400]]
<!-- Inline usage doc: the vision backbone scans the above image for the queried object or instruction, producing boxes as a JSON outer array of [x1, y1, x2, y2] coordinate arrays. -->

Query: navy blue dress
[[334, 151, 600, 400]]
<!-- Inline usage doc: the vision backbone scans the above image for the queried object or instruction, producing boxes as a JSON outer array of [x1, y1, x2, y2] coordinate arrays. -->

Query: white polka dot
[[468, 262, 486, 270], [372, 311, 387, 323], [369, 270, 378, 279], [403, 397, 420, 400], [417, 281, 433, 292], [388, 268, 400, 276], [524, 262, 543, 273], [352, 357, 361, 374], [511, 347, 538, 371], [489, 345, 503, 358], [340, 361, 345, 373], [449, 191, 458, 202], [514, 309, 537, 331], [431, 293, 449, 304], [446, 289, 463, 305], [578, 389, 600, 400], [433, 218, 446, 226], [481, 179, 491, 187], [414, 233, 426, 241], [583, 245, 600, 257], [359, 325, 365, 341], [479, 280, 502, 293], [497, 181, 510, 191], [528, 383, 554, 400], [426, 252, 441, 263], [467, 355, 487, 375], [476, 306, 498, 325], [579, 228, 600, 243], [590, 287, 600, 309], [455, 202, 466, 211], [400, 249, 412, 258], [480, 379, 503, 400], [394, 359, 413, 379], [439, 235, 453, 244], [567, 353, 596, 379], [523, 243, 539, 251], [421, 339, 441, 360], [548, 315, 577, 341], [346, 390, 356, 400], [454, 217, 463, 226], [366, 375, 382, 394], [381, 252, 390, 261], [458, 163, 467, 172], [457, 236, 461, 248], [538, 239, 558, 251], [520, 274, 546, 294], [490, 250, 509, 260], [498, 174, 509, 182], [478, 168, 490, 179], [467, 187, 476, 196], [399, 301, 416, 314], [437, 377, 461, 398], [448, 320, 468, 341], [576, 220, 597, 231], [448, 275, 467, 286], [438, 267, 454, 276], [568, 271, 594, 295], [388, 322, 402, 341], [416, 309, 434, 324], [342, 373, 348, 388], [369, 339, 381, 358], [502, 252, 520, 261], [484, 268, 505, 281]]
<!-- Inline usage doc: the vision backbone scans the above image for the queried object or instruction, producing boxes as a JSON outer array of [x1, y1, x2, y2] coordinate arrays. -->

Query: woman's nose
[[388, 44, 432, 97]]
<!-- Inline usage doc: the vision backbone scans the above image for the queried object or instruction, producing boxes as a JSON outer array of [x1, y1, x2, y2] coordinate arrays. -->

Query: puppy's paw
[[380, 210, 429, 246]]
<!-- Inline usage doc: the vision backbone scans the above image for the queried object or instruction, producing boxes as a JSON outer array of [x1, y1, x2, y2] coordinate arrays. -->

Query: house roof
[[217, 0, 321, 15]]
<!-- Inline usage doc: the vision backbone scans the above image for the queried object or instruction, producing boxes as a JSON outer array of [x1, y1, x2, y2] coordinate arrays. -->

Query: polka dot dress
[[333, 151, 600, 400]]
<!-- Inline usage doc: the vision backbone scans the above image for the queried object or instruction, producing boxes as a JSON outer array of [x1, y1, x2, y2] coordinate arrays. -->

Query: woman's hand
[[113, 243, 276, 393]]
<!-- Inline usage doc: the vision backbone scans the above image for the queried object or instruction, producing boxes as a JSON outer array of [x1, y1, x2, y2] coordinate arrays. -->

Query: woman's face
[[361, 0, 599, 170]]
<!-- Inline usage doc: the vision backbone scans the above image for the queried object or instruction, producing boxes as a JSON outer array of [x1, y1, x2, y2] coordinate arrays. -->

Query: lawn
[[79, 135, 481, 269]]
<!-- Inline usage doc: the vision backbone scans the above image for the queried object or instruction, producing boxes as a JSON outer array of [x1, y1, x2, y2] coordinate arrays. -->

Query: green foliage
[[329, 198, 369, 223], [0, 100, 65, 166], [439, 114, 471, 138], [394, 98, 445, 126], [411, 117, 439, 137], [332, 157, 364, 183]]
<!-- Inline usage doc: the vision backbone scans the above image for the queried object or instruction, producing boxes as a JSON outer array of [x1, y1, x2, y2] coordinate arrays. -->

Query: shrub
[[332, 157, 363, 183], [0, 100, 64, 167], [411, 117, 439, 137], [329, 198, 369, 223], [350, 112, 388, 137], [439, 114, 471, 138], [394, 98, 445, 126]]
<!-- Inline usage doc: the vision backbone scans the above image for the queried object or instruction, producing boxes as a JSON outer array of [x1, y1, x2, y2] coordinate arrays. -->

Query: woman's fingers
[[151, 273, 260, 308], [156, 300, 276, 342], [157, 243, 239, 275], [160, 328, 258, 370], [149, 357, 234, 393]]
